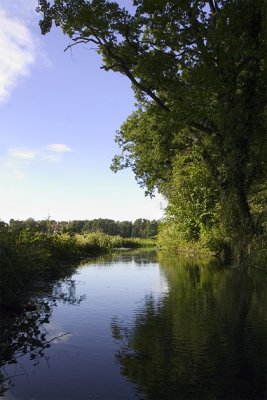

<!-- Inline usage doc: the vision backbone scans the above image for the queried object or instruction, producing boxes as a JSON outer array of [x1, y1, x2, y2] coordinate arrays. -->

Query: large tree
[[37, 0, 267, 257]]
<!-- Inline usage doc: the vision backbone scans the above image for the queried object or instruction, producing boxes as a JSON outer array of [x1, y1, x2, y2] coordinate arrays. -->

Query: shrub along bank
[[0, 228, 155, 308]]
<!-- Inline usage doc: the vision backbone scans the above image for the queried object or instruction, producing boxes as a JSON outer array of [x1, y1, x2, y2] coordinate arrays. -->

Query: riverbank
[[0, 230, 155, 308]]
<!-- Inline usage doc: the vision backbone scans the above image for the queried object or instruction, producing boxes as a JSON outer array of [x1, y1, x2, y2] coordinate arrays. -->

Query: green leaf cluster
[[37, 0, 267, 258]]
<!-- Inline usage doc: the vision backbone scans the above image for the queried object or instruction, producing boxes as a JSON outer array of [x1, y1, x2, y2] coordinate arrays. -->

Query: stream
[[1, 250, 266, 399]]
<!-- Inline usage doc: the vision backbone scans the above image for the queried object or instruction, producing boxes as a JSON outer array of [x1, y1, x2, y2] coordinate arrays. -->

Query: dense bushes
[[0, 230, 76, 307]]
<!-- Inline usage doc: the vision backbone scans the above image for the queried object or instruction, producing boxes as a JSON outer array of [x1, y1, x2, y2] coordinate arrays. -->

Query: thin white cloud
[[8, 147, 38, 160], [44, 154, 62, 162], [44, 144, 73, 162], [2, 146, 38, 180], [0, 8, 36, 103], [45, 144, 73, 154], [0, 144, 73, 179]]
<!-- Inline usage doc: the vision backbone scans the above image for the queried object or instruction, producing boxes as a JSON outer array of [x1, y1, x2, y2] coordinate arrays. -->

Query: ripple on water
[[1, 252, 267, 400]]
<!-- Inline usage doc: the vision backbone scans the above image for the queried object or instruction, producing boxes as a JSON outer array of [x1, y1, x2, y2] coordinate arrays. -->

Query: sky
[[0, 0, 166, 223]]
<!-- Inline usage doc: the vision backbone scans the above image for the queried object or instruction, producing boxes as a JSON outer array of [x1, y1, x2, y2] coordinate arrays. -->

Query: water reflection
[[112, 255, 267, 399], [1, 251, 266, 399], [0, 277, 85, 396], [80, 248, 158, 267]]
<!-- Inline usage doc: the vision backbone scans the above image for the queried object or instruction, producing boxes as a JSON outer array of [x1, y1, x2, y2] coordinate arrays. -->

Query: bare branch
[[64, 36, 101, 52]]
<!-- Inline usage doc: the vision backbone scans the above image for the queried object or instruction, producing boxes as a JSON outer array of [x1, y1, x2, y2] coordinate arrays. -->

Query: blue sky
[[0, 0, 165, 222]]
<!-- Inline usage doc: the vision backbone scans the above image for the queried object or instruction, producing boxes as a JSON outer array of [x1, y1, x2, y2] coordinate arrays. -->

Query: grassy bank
[[0, 229, 155, 308]]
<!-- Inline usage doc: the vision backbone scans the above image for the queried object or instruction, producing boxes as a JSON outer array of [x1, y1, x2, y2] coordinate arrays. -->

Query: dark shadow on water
[[1, 251, 266, 399], [111, 254, 267, 400], [0, 277, 85, 397]]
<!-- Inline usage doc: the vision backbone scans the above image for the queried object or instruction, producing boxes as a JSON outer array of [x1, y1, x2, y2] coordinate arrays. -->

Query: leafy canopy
[[37, 0, 267, 253]]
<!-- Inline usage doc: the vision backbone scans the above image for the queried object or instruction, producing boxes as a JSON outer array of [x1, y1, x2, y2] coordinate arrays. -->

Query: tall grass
[[75, 232, 124, 253], [0, 229, 156, 307]]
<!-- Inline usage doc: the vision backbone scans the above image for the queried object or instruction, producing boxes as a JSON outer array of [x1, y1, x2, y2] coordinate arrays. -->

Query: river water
[[1, 250, 267, 399]]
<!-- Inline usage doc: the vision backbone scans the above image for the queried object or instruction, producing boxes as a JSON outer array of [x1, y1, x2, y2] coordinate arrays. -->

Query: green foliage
[[122, 237, 155, 248], [164, 153, 220, 241], [75, 232, 155, 252], [6, 218, 158, 238], [37, 0, 267, 258], [158, 222, 213, 258], [111, 107, 178, 194], [0, 228, 80, 307], [0, 221, 156, 307], [75, 231, 123, 253]]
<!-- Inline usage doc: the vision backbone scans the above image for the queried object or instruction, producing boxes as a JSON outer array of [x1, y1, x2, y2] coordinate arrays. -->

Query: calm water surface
[[1, 251, 267, 399]]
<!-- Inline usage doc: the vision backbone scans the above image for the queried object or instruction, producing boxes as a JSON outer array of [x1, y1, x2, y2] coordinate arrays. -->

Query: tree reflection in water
[[80, 249, 158, 267], [0, 277, 85, 396], [112, 256, 267, 400]]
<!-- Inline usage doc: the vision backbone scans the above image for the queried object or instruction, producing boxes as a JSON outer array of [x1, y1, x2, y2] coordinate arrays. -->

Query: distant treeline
[[4, 218, 159, 238]]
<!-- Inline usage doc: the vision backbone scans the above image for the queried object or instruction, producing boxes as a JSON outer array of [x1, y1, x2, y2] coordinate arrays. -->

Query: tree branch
[[100, 38, 170, 112], [208, 0, 216, 16], [190, 122, 214, 135]]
